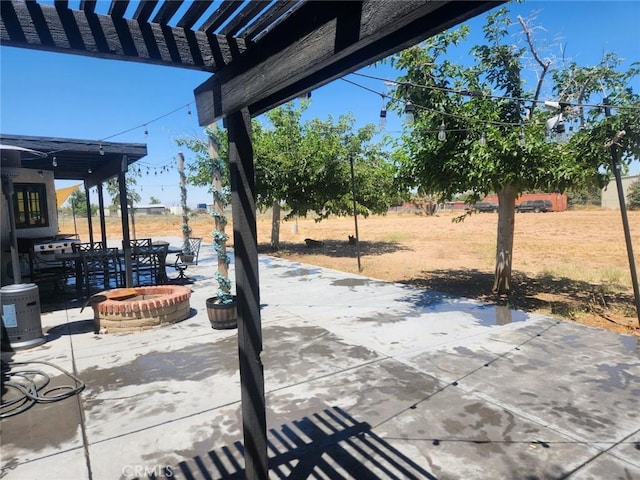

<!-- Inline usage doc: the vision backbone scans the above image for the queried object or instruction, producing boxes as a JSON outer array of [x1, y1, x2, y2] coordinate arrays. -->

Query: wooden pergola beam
[[0, 1, 246, 71], [194, 0, 500, 124], [199, 0, 242, 35]]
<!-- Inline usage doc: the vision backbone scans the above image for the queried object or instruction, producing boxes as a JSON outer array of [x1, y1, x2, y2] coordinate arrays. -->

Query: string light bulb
[[99, 142, 104, 156], [52, 156, 58, 167], [519, 127, 526, 147], [404, 102, 415, 125], [555, 114, 565, 134], [379, 96, 387, 129], [438, 121, 447, 142], [478, 132, 486, 146], [187, 105, 192, 117], [144, 125, 149, 138]]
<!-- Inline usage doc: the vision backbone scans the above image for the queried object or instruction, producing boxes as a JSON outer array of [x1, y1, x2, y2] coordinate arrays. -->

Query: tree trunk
[[271, 200, 280, 251], [493, 185, 517, 294]]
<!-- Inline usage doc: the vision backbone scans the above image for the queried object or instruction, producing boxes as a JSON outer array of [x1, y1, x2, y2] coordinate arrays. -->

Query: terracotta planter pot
[[206, 296, 237, 330]]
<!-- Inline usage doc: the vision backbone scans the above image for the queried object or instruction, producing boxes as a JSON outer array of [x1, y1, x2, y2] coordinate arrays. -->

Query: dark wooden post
[[118, 155, 133, 287], [97, 182, 107, 248], [1, 175, 21, 283], [84, 183, 94, 244], [226, 108, 267, 478]]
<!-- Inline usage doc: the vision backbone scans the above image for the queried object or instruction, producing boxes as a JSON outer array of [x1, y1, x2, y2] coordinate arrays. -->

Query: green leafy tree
[[628, 179, 640, 210], [67, 189, 96, 217], [149, 196, 161, 205], [176, 127, 229, 191], [105, 171, 142, 237], [178, 102, 401, 250], [254, 101, 399, 249], [105, 173, 142, 210], [388, 6, 639, 294]]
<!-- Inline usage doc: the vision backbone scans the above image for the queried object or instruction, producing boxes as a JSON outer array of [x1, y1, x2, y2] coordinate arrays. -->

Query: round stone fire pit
[[91, 286, 191, 333]]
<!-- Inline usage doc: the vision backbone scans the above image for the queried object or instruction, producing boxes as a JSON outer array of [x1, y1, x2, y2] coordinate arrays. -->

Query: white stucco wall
[[1, 168, 58, 284]]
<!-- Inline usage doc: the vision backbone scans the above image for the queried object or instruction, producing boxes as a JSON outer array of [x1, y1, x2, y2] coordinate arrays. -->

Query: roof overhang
[[0, 134, 147, 188]]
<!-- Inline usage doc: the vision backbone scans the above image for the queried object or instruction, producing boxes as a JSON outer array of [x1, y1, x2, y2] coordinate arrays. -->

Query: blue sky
[[1, 1, 639, 207]]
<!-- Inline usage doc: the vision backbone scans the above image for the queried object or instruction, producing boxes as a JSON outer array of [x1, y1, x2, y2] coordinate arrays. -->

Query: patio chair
[[80, 247, 123, 297], [13, 251, 73, 293], [122, 239, 156, 286], [151, 243, 170, 284], [122, 238, 152, 249], [73, 241, 105, 252], [171, 238, 202, 283], [178, 237, 202, 266]]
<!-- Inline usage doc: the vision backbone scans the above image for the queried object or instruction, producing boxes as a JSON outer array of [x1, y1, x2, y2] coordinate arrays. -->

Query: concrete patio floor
[[1, 237, 639, 479]]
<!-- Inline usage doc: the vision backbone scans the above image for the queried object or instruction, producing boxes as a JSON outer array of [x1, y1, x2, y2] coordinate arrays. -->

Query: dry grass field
[[64, 208, 640, 335]]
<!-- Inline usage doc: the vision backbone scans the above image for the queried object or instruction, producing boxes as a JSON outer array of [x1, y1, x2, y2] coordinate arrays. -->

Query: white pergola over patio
[[0, 2, 502, 476]]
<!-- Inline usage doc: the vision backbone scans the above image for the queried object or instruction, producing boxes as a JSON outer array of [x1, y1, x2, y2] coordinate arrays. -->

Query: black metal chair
[[178, 237, 202, 265], [122, 238, 152, 249], [151, 243, 170, 284], [122, 239, 154, 285], [171, 238, 202, 283], [18, 252, 73, 292], [80, 247, 122, 297], [73, 241, 105, 252], [173, 257, 189, 282]]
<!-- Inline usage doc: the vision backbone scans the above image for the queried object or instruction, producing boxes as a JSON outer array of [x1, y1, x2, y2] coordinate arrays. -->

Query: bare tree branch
[[518, 15, 550, 105]]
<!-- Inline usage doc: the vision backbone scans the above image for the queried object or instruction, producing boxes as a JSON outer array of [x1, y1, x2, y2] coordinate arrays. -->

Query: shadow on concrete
[[43, 308, 199, 343], [259, 240, 411, 259], [171, 407, 436, 479], [45, 319, 95, 339], [401, 269, 636, 321]]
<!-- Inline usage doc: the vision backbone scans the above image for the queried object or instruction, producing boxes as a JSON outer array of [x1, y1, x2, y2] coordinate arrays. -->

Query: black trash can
[[1, 283, 45, 350]]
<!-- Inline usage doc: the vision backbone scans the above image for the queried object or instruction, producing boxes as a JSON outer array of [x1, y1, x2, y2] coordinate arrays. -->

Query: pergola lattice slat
[[107, 0, 128, 18], [175, 0, 213, 29], [152, 0, 183, 24], [199, 0, 243, 35], [1, 1, 246, 71], [133, 1, 158, 22]]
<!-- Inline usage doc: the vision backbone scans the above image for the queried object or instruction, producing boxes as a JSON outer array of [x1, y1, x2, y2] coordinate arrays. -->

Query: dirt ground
[[64, 208, 640, 335]]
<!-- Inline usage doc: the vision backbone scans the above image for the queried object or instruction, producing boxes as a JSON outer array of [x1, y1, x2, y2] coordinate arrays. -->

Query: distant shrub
[[627, 180, 640, 210], [567, 184, 601, 207]]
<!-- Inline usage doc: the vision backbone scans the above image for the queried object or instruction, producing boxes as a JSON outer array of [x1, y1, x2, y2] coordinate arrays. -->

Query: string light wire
[[351, 71, 640, 112], [45, 101, 195, 158], [340, 77, 525, 128]]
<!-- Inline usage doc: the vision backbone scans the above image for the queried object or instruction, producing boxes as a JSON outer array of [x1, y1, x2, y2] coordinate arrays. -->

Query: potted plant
[[204, 125, 237, 329]]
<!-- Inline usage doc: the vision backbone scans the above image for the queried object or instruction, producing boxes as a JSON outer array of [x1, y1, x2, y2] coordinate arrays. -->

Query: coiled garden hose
[[0, 360, 85, 419]]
